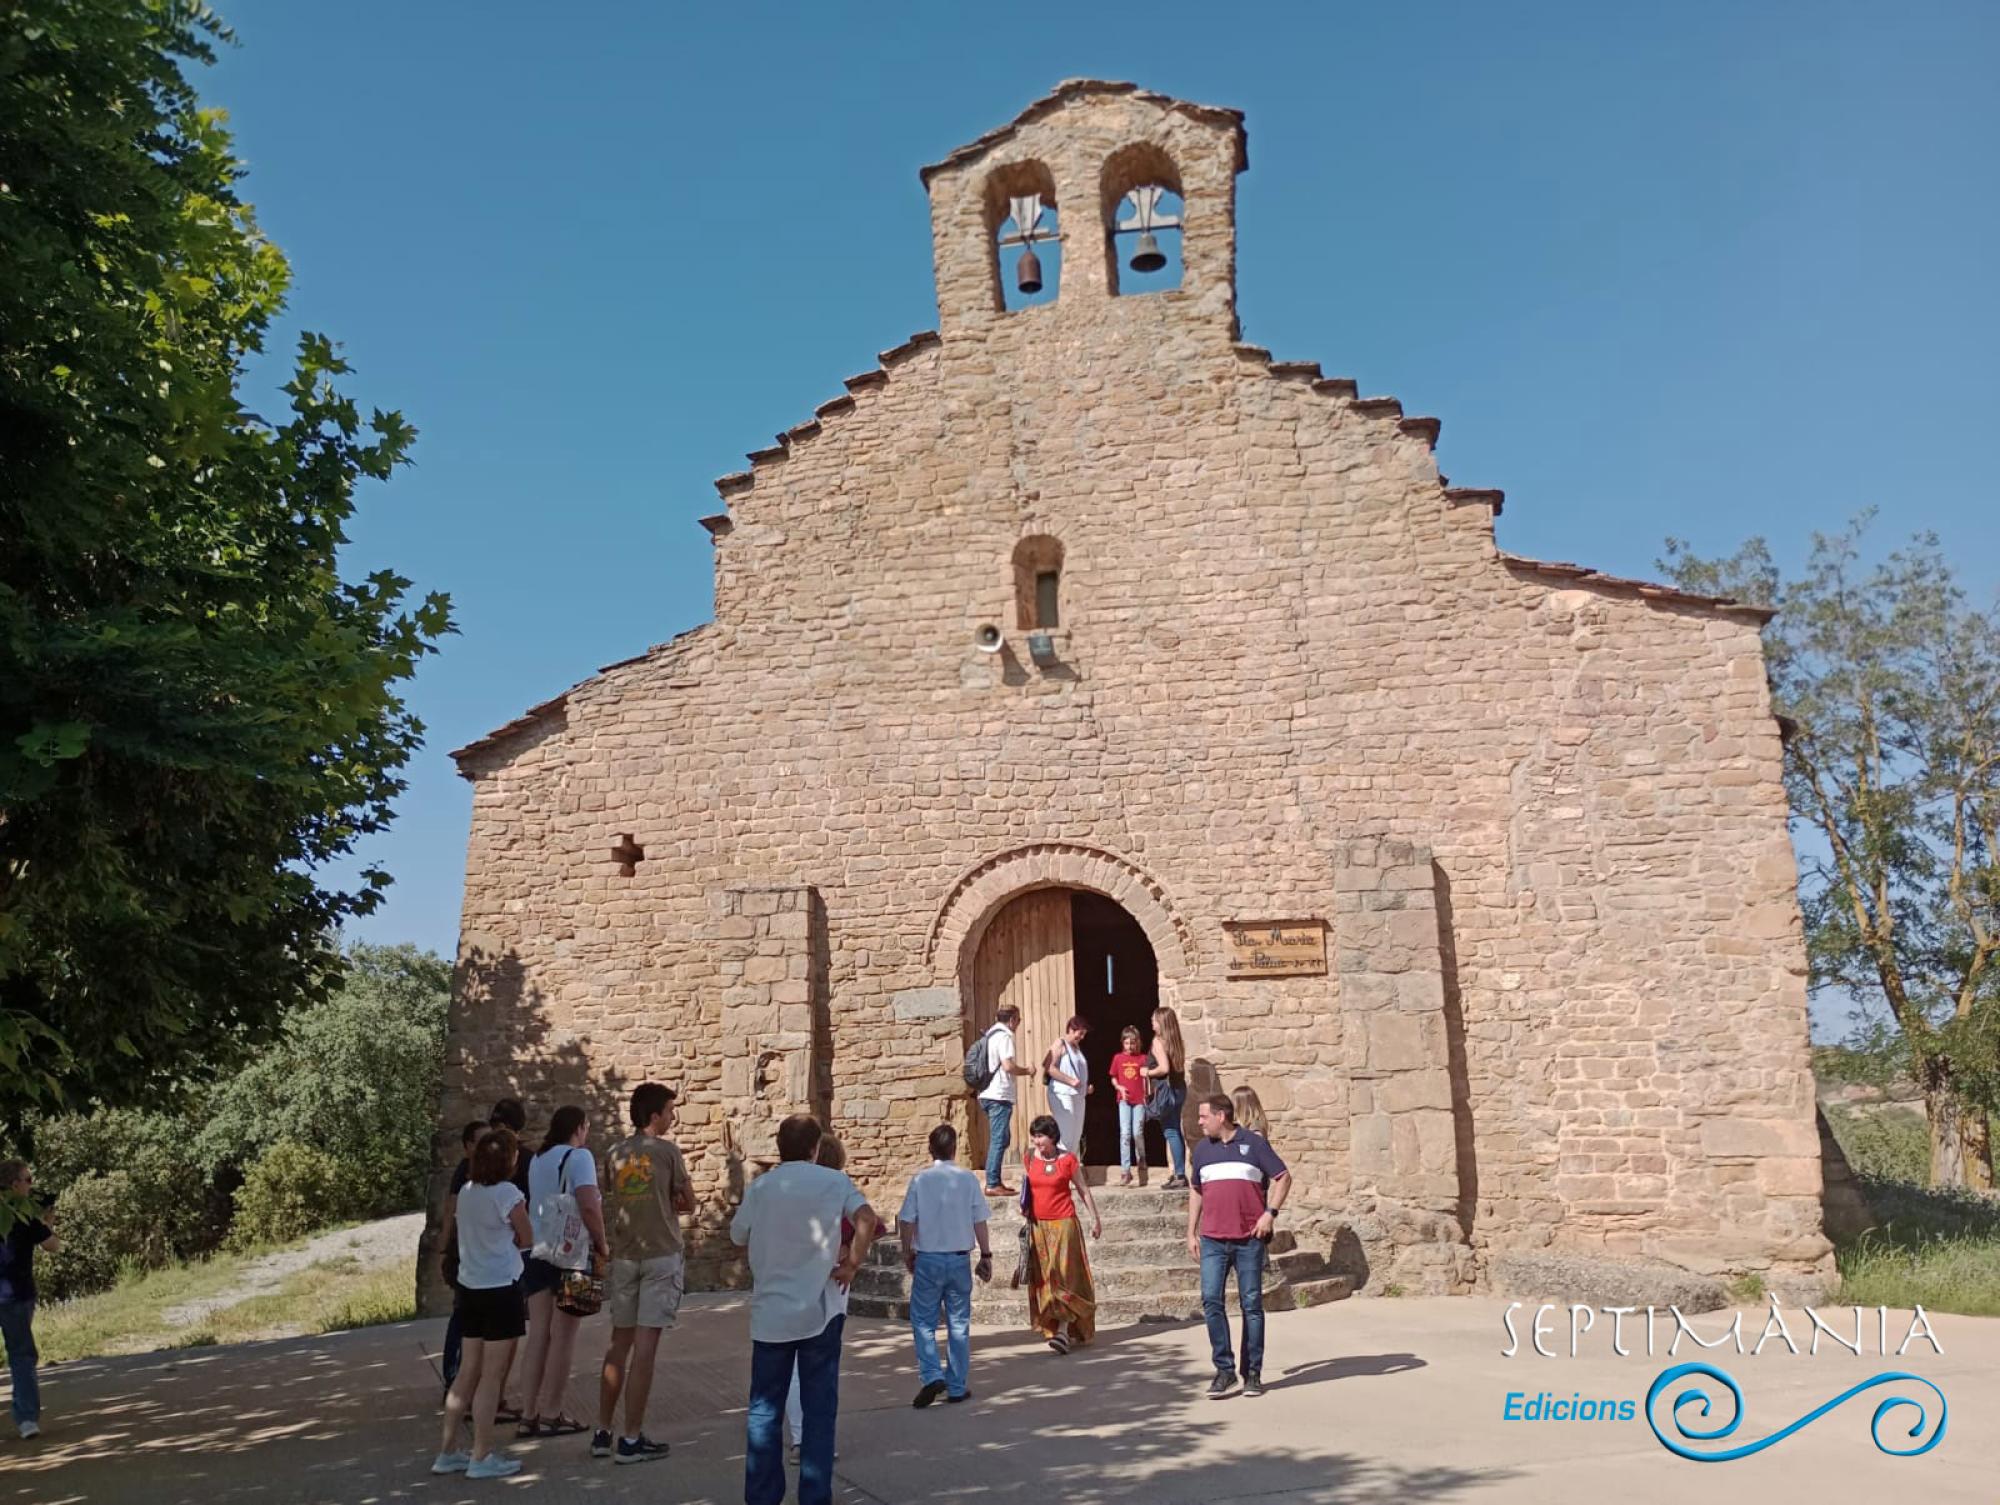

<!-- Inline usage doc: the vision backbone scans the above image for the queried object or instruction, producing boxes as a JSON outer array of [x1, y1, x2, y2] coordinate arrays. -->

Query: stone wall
[[423, 82, 1830, 1313], [1335, 837, 1475, 1294]]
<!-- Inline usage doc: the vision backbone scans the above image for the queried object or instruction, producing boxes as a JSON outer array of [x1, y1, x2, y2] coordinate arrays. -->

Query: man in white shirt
[[974, 1005, 1032, 1195], [897, 1124, 993, 1408], [729, 1115, 878, 1505]]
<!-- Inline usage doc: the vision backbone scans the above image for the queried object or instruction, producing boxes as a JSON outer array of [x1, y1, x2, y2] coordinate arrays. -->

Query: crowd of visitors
[[0, 1006, 1294, 1488]]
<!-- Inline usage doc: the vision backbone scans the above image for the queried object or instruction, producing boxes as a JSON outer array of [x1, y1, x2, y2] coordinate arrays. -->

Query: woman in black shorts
[[433, 1127, 532, 1481]]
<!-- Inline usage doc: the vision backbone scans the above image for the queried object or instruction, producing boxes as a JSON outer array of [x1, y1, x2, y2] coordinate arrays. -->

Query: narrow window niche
[[1013, 535, 1064, 629]]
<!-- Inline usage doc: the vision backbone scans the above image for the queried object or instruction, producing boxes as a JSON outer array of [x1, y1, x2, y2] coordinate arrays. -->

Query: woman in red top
[[1021, 1114, 1101, 1353]]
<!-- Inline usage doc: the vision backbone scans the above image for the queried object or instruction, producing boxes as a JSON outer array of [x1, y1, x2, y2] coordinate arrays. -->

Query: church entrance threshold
[[967, 886, 1163, 1170]]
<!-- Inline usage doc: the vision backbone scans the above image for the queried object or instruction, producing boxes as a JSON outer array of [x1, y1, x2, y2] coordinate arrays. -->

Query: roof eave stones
[[448, 623, 718, 770], [916, 79, 1248, 188], [1500, 553, 1776, 623], [704, 332, 941, 520]]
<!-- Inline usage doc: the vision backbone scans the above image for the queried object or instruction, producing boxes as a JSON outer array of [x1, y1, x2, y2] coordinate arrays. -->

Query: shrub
[[227, 1141, 374, 1249], [30, 1108, 228, 1260], [39, 1171, 161, 1300], [1824, 1102, 1929, 1185], [198, 943, 449, 1218]]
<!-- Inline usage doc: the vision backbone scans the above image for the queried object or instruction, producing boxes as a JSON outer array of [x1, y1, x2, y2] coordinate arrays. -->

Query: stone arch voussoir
[[925, 842, 1196, 981]]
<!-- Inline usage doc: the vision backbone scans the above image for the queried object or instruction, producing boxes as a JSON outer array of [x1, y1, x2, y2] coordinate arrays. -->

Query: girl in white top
[[435, 1127, 533, 1481], [1043, 1016, 1092, 1157]]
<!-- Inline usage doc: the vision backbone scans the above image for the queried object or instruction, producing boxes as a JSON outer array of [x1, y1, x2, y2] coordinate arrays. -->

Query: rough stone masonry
[[420, 80, 1832, 1312]]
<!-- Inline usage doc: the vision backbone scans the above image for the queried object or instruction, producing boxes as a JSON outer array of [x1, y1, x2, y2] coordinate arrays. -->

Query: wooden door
[[968, 888, 1074, 1171]]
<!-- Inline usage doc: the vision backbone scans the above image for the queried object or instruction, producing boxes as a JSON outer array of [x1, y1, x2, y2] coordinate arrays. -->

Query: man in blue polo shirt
[[1186, 1094, 1290, 1398]]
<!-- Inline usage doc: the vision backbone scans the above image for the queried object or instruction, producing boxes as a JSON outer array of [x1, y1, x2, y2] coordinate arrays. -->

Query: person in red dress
[[1020, 1115, 1102, 1353]]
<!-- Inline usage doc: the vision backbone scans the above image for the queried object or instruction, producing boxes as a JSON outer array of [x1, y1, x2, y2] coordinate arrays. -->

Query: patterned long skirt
[[1026, 1216, 1096, 1347]]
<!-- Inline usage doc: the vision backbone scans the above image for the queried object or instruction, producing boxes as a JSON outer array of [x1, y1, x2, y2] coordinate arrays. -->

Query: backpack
[[961, 1024, 1004, 1093]]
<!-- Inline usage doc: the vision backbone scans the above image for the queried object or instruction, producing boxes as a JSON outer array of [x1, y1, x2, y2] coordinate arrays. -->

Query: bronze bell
[[1016, 246, 1044, 294], [1129, 232, 1166, 274]]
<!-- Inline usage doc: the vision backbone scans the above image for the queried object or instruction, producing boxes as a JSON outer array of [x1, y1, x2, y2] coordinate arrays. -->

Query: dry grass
[[40, 1246, 414, 1364]]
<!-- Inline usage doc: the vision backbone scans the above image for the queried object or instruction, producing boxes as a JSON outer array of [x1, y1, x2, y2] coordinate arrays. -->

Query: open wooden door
[[967, 888, 1074, 1172]]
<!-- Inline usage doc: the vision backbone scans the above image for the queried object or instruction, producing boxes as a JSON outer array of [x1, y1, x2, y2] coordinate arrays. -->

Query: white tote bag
[[532, 1148, 589, 1271]]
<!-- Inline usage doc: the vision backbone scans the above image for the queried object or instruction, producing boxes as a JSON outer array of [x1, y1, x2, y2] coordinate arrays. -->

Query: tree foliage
[[13, 941, 448, 1293], [0, 1, 450, 1118], [196, 941, 451, 1213], [1662, 516, 2000, 1188]]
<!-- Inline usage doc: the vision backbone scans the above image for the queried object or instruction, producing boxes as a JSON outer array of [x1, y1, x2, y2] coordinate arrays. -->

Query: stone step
[[1285, 1275, 1353, 1309], [1088, 1236, 1308, 1273], [852, 1243, 1341, 1316], [866, 1224, 1248, 1266], [848, 1272, 1351, 1328], [867, 1209, 1193, 1255]]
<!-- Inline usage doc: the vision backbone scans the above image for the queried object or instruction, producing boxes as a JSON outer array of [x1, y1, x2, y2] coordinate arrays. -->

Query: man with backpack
[[963, 1005, 1031, 1196]]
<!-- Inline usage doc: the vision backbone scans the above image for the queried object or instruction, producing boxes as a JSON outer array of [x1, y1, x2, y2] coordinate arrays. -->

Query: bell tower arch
[[919, 80, 1247, 335]]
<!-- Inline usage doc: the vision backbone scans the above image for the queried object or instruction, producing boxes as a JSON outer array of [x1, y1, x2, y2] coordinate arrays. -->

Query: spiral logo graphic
[[1645, 1363, 1947, 1461]]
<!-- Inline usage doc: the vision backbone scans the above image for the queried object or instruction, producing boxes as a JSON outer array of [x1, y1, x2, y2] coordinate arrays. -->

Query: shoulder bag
[[532, 1148, 590, 1271]]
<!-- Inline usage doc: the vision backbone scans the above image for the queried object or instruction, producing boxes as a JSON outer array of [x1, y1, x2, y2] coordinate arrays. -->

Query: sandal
[[540, 1414, 588, 1437], [514, 1416, 544, 1438], [495, 1405, 523, 1425], [1047, 1332, 1071, 1355]]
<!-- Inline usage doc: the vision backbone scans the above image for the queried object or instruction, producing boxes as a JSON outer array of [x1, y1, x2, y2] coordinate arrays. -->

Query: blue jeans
[[1162, 1120, 1186, 1179], [0, 1299, 38, 1426], [747, 1314, 843, 1505], [981, 1099, 1013, 1188], [1200, 1236, 1267, 1376], [1117, 1101, 1145, 1170], [908, 1251, 973, 1396], [1152, 1084, 1188, 1178]]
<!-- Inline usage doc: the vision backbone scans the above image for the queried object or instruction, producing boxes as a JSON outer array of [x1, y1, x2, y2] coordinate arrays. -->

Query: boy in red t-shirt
[[1109, 1027, 1151, 1186]]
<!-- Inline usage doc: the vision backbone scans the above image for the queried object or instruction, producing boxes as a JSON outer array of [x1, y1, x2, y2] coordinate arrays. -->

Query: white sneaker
[[17, 1421, 39, 1440], [466, 1452, 523, 1480], [431, 1450, 471, 1474]]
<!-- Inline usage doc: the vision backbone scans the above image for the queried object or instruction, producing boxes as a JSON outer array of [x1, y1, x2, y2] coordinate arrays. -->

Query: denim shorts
[[521, 1256, 562, 1297]]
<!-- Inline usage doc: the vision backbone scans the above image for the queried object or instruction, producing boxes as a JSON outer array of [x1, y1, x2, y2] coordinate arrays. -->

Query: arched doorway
[[966, 887, 1162, 1170]]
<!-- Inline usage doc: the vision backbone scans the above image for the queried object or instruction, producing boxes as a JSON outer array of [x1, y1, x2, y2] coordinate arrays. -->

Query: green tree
[[196, 942, 452, 1216], [1662, 516, 2000, 1190], [0, 2, 450, 1122]]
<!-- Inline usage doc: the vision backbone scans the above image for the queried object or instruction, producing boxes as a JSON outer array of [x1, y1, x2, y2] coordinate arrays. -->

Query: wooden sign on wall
[[1222, 919, 1327, 977]]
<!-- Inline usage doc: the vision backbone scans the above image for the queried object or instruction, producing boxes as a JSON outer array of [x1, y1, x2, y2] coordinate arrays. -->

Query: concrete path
[[1, 1295, 1990, 1503]]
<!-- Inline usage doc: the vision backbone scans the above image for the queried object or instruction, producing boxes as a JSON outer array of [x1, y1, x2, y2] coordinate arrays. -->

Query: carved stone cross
[[610, 833, 645, 877]]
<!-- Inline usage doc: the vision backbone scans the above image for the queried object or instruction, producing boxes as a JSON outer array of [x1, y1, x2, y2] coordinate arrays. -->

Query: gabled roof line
[[917, 79, 1247, 188], [449, 623, 717, 769], [703, 332, 941, 514], [1500, 554, 1775, 622]]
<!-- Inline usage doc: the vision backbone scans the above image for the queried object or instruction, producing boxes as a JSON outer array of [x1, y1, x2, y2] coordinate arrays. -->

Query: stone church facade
[[422, 81, 1832, 1308]]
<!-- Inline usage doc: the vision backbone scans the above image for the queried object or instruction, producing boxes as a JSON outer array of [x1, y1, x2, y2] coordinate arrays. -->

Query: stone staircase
[[847, 1183, 1351, 1327]]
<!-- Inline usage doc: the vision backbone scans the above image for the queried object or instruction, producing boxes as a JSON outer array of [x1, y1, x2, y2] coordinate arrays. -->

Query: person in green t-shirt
[[591, 1082, 694, 1465]]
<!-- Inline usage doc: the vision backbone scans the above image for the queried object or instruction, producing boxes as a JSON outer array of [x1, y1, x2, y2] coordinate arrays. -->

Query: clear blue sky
[[205, 3, 1997, 1032]]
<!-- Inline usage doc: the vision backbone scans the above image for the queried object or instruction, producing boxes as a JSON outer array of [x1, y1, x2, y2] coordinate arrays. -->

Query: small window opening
[[998, 193, 1061, 311], [1106, 955, 1115, 994], [1112, 184, 1183, 296], [1035, 571, 1061, 629], [1012, 535, 1064, 629]]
